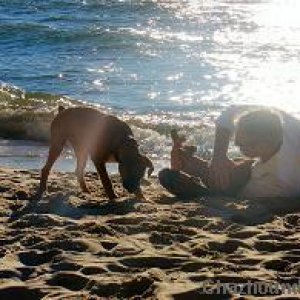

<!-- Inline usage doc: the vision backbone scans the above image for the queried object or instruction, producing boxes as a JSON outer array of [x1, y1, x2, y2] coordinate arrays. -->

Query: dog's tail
[[58, 105, 65, 113]]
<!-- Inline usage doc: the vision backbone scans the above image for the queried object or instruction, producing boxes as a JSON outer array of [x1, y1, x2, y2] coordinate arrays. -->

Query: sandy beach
[[1, 167, 300, 299]]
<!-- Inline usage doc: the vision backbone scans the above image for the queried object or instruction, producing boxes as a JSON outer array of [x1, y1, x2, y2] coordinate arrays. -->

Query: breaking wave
[[0, 83, 215, 160]]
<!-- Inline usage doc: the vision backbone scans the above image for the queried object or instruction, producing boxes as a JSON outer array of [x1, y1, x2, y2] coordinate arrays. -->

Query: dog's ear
[[58, 105, 65, 113], [140, 155, 154, 177], [122, 136, 139, 151], [126, 136, 138, 146]]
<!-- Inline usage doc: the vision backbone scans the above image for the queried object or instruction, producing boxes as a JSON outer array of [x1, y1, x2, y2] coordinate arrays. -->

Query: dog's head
[[117, 137, 154, 193]]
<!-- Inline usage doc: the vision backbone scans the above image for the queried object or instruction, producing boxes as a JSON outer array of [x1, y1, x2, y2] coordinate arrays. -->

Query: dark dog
[[38, 106, 154, 200]]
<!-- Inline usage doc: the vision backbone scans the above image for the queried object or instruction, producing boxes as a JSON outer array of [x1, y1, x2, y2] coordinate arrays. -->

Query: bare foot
[[81, 186, 91, 194], [183, 145, 197, 156], [108, 193, 118, 202], [171, 129, 186, 149], [171, 129, 186, 170]]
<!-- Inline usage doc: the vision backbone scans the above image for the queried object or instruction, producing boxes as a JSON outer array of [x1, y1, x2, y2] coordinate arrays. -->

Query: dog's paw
[[81, 187, 91, 194], [183, 145, 197, 155], [133, 190, 153, 202], [139, 196, 155, 203], [30, 189, 44, 202], [141, 178, 151, 186], [108, 193, 118, 201]]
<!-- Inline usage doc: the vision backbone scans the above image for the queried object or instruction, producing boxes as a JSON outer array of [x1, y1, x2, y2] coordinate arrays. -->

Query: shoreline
[[1, 166, 300, 299], [0, 138, 169, 174]]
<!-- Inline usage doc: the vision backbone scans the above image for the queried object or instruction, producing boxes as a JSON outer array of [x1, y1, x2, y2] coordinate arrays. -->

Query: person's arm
[[213, 126, 232, 159], [209, 124, 234, 191], [209, 105, 251, 191]]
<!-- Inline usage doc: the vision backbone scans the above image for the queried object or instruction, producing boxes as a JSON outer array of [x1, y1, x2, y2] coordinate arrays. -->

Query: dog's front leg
[[93, 160, 117, 200]]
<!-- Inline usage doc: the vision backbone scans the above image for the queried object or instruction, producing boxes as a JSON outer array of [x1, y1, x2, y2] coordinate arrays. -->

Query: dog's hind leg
[[73, 144, 89, 193], [38, 135, 66, 196]]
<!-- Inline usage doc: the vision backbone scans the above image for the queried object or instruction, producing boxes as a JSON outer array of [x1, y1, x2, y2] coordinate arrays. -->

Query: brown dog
[[37, 106, 154, 200]]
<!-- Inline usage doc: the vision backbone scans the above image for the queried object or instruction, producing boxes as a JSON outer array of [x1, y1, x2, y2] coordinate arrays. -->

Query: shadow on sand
[[10, 192, 138, 221]]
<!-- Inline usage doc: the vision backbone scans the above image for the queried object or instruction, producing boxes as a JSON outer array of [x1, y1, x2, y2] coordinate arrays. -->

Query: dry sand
[[1, 167, 300, 300]]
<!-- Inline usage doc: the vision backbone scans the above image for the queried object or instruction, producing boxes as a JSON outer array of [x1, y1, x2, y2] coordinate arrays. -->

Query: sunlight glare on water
[[240, 0, 300, 114], [214, 0, 300, 113], [156, 0, 300, 114]]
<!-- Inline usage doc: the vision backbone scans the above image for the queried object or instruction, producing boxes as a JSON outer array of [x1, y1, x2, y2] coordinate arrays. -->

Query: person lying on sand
[[159, 105, 300, 199]]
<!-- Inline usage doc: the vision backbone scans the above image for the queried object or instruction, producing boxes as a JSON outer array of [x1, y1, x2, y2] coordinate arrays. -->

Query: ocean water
[[1, 0, 300, 172]]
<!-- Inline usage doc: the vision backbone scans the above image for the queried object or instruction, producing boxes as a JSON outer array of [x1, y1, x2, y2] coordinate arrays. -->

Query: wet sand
[[1, 167, 300, 299]]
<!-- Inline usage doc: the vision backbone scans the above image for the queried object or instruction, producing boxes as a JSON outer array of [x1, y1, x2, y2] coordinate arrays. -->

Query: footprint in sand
[[182, 217, 212, 228], [106, 263, 130, 273], [228, 229, 261, 239], [0, 186, 10, 193], [16, 266, 36, 281], [191, 244, 212, 257], [81, 221, 116, 236], [207, 239, 251, 254], [181, 260, 233, 272], [18, 249, 62, 266], [35, 238, 103, 254], [47, 271, 90, 291], [280, 254, 300, 264], [227, 257, 262, 267], [90, 275, 154, 298], [13, 190, 29, 200], [0, 284, 45, 300], [150, 231, 190, 246], [119, 256, 186, 269], [256, 233, 286, 241], [263, 258, 290, 272], [287, 262, 300, 276], [170, 287, 232, 300], [254, 240, 300, 252], [10, 213, 74, 229], [51, 261, 82, 272], [101, 240, 118, 251], [81, 266, 106, 275], [106, 216, 146, 226], [0, 269, 21, 279], [117, 275, 154, 298], [0, 248, 6, 258], [20, 234, 46, 247], [284, 250, 300, 256]]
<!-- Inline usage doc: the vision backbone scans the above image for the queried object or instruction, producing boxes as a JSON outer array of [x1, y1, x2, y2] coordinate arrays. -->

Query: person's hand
[[209, 156, 235, 191]]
